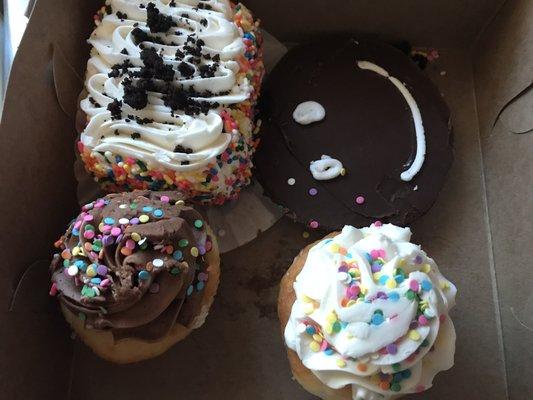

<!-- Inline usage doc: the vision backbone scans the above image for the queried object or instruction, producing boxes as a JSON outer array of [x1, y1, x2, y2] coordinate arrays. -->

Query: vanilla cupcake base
[[63, 227, 220, 364], [278, 234, 402, 400]]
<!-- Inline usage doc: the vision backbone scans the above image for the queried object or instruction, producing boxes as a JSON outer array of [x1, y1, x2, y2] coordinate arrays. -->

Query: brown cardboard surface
[[243, 0, 506, 48], [474, 1, 533, 398], [0, 0, 530, 399]]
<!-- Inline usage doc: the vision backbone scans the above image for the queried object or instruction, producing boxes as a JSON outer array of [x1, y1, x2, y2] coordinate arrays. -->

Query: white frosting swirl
[[285, 224, 456, 399], [80, 0, 251, 171]]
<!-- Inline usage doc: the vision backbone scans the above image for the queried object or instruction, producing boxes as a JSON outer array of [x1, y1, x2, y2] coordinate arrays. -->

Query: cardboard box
[[0, 0, 531, 398]]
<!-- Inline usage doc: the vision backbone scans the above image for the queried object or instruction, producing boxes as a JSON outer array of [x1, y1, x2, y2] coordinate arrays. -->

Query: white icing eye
[[309, 155, 344, 180], [293, 101, 326, 125]]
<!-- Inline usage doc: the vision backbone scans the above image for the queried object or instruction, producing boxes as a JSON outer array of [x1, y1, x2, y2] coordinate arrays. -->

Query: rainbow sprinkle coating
[[80, 3, 265, 205]]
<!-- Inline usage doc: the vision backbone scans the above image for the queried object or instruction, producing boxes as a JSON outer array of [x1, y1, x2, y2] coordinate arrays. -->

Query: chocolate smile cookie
[[255, 38, 453, 230]]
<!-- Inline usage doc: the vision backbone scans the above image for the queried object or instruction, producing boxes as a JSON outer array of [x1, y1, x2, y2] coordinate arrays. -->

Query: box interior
[[0, 0, 531, 399]]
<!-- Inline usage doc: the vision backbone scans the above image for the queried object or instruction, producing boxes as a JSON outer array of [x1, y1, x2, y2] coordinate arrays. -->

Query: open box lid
[[0, 0, 531, 399]]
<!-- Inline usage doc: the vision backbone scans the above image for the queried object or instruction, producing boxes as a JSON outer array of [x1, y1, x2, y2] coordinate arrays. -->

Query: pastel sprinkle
[[355, 195, 365, 205], [408, 330, 421, 341], [196, 281, 205, 291], [131, 232, 141, 241], [386, 343, 398, 355], [153, 209, 164, 218], [336, 359, 346, 368], [97, 265, 108, 276], [178, 239, 189, 247], [86, 266, 97, 277], [142, 206, 153, 212], [309, 188, 318, 196], [309, 220, 319, 229], [194, 219, 204, 229], [173, 250, 183, 260], [111, 227, 122, 236], [305, 326, 316, 335], [49, 283, 58, 296], [160, 195, 170, 203], [139, 214, 150, 223], [371, 313, 385, 325], [309, 341, 320, 352], [409, 280, 420, 292], [287, 178, 296, 185], [312, 334, 322, 343], [138, 270, 150, 280], [421, 280, 433, 291], [83, 230, 95, 239], [386, 279, 397, 289], [103, 217, 115, 225], [357, 363, 368, 372], [67, 265, 79, 276], [81, 285, 95, 298], [389, 292, 400, 302], [152, 258, 164, 268], [390, 383, 401, 392], [190, 247, 199, 257], [118, 217, 129, 225], [187, 285, 194, 296], [198, 272, 208, 281], [170, 267, 181, 275]]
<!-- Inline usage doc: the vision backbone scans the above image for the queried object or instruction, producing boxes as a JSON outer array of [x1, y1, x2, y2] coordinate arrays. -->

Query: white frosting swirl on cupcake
[[284, 224, 457, 399], [80, 0, 251, 171]]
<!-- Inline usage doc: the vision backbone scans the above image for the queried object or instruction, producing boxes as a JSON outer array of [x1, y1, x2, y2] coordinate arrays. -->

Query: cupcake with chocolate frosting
[[50, 190, 220, 363], [77, 1, 264, 204]]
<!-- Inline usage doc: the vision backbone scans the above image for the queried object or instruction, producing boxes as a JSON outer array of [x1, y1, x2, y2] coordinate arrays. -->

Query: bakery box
[[0, 0, 531, 399]]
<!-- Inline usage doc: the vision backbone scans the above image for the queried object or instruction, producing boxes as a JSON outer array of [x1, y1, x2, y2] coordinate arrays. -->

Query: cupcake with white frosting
[[278, 223, 457, 400], [77, 0, 264, 204]]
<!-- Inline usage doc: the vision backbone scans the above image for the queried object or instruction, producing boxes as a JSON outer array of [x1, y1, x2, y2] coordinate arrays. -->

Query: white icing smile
[[357, 61, 426, 182]]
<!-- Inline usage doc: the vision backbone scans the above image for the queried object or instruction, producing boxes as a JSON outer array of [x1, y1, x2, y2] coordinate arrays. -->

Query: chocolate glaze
[[255, 38, 453, 230], [50, 191, 215, 342]]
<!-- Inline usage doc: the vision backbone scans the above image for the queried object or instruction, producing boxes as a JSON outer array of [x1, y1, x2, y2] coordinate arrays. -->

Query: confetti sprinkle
[[138, 270, 150, 280], [408, 330, 421, 341], [287, 178, 296, 185]]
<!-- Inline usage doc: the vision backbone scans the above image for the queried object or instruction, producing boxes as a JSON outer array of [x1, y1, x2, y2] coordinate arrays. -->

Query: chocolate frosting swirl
[[50, 190, 215, 341]]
